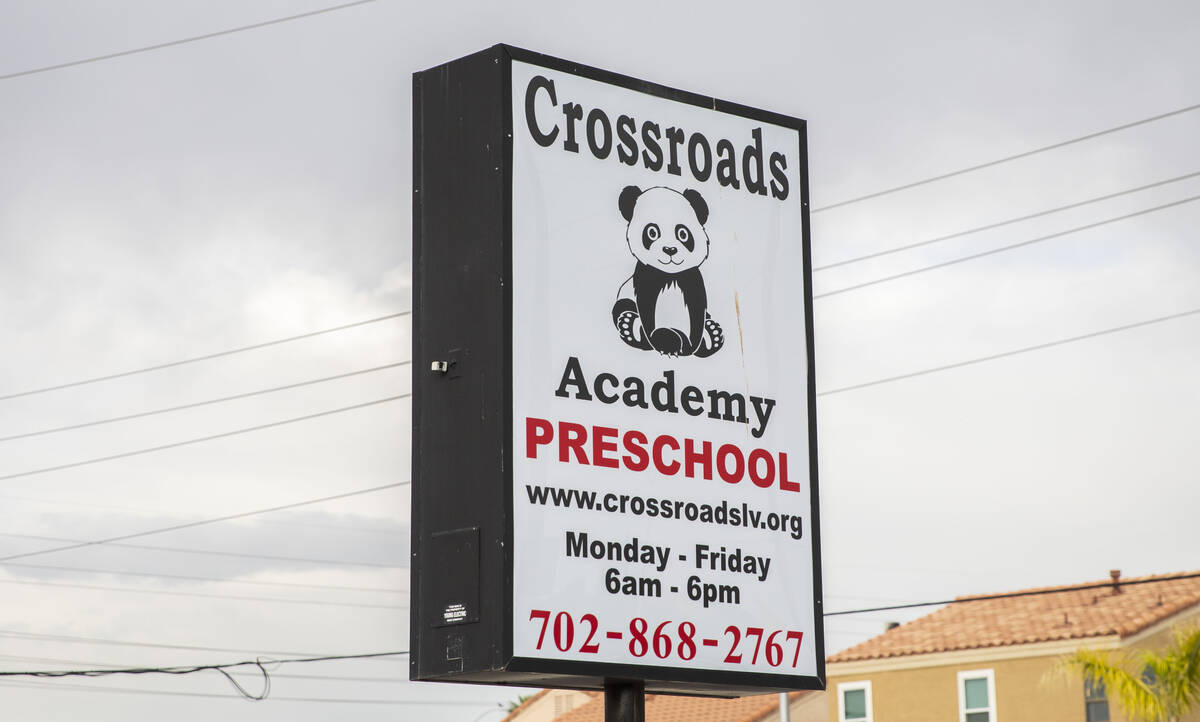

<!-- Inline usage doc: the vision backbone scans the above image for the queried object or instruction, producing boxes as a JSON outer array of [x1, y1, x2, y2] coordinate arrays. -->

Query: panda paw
[[616, 310, 647, 349], [694, 317, 725, 358]]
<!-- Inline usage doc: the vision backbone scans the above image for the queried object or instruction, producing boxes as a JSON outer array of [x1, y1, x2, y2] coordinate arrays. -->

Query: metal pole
[[604, 680, 645, 722], [778, 692, 790, 722]]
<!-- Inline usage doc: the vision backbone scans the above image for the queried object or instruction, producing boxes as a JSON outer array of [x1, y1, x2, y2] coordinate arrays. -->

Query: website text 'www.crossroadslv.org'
[[524, 484, 804, 541]]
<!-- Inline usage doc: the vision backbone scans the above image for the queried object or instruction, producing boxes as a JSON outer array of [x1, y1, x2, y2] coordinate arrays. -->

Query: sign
[[411, 44, 822, 696]]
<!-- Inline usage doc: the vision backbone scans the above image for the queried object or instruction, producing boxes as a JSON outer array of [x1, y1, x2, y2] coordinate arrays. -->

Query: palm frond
[[1166, 624, 1200, 716], [1058, 648, 1167, 722]]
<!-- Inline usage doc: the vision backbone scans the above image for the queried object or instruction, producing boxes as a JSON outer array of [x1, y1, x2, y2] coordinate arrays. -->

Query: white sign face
[[510, 58, 819, 683]]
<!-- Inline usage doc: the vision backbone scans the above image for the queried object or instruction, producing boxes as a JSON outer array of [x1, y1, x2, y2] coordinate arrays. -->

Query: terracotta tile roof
[[500, 689, 554, 722], [554, 691, 810, 722], [828, 570, 1200, 663]]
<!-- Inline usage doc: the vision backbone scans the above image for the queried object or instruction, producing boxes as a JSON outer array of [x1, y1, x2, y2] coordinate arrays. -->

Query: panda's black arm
[[612, 297, 637, 324], [612, 297, 653, 351]]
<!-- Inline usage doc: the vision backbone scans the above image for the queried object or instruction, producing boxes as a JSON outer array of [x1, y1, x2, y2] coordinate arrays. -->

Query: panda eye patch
[[674, 224, 694, 252], [642, 223, 661, 249]]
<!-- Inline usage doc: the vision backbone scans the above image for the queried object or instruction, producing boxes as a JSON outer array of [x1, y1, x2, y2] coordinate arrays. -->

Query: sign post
[[411, 45, 822, 704]]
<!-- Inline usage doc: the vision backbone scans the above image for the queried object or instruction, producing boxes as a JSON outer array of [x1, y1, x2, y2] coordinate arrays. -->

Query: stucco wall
[[755, 690, 829, 722], [828, 654, 1109, 722]]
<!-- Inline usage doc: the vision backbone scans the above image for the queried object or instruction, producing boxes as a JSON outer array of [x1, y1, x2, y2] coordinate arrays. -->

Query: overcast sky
[[1, 0, 1198, 719]]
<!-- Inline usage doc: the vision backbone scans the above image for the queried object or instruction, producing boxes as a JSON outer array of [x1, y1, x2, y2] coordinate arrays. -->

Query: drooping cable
[[0, 651, 407, 701]]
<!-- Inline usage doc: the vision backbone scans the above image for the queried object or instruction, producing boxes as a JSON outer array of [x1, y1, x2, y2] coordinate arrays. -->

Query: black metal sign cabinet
[[411, 44, 823, 700]]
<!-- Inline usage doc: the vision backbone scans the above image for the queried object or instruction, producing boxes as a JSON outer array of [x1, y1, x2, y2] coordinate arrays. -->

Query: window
[[958, 669, 997, 722], [1085, 678, 1110, 722], [838, 681, 872, 722], [1142, 664, 1158, 688]]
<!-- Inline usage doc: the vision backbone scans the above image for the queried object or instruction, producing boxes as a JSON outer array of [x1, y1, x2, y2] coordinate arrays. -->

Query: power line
[[0, 629, 392, 660], [0, 575, 406, 610], [0, 362, 410, 443], [0, 0, 380, 83], [814, 192, 1200, 299], [0, 650, 404, 678], [817, 306, 1200, 396], [812, 100, 1200, 212], [823, 571, 1200, 616], [0, 650, 410, 702], [62, 537, 399, 569], [0, 393, 410, 484], [233, 670, 403, 684], [0, 481, 410, 564], [813, 170, 1200, 271], [0, 311, 409, 402], [0, 651, 405, 702], [0, 490, 405, 538], [0, 530, 404, 569], [0, 653, 404, 683], [0, 561, 404, 595], [0, 679, 488, 706]]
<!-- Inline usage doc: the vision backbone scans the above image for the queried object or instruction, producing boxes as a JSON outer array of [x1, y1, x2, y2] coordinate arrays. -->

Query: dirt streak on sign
[[410, 44, 822, 697]]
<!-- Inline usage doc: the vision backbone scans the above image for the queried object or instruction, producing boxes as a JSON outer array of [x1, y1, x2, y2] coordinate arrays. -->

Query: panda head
[[619, 185, 710, 273]]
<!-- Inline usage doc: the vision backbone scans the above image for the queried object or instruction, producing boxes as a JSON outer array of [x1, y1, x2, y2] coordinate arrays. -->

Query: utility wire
[[817, 306, 1200, 396], [0, 575, 406, 611], [15, 534, 401, 569], [0, 361, 410, 443], [0, 650, 403, 678], [0, 394, 410, 484], [0, 490, 405, 538], [0, 481, 410, 564], [0, 311, 409, 402], [0, 653, 404, 683], [0, 530, 402, 569], [0, 629, 383, 660], [815, 192, 1200, 299], [823, 571, 1200, 616], [0, 530, 403, 568], [0, 561, 404, 595], [0, 650, 407, 701], [813, 170, 1200, 271], [0, 0, 379, 83], [812, 101, 1200, 212], [0, 679, 488, 705]]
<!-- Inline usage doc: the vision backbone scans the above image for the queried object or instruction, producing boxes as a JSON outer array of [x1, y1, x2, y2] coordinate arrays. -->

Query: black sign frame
[[411, 43, 823, 697]]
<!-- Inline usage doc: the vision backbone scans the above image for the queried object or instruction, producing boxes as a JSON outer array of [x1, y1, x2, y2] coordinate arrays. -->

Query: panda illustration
[[611, 185, 724, 358]]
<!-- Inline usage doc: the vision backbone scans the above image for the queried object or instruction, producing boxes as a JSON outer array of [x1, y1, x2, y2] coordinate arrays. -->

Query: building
[[502, 688, 827, 722], [826, 570, 1200, 722]]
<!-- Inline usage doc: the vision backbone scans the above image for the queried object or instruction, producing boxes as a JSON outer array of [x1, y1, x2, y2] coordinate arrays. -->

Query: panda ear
[[683, 189, 708, 225], [619, 186, 642, 222]]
